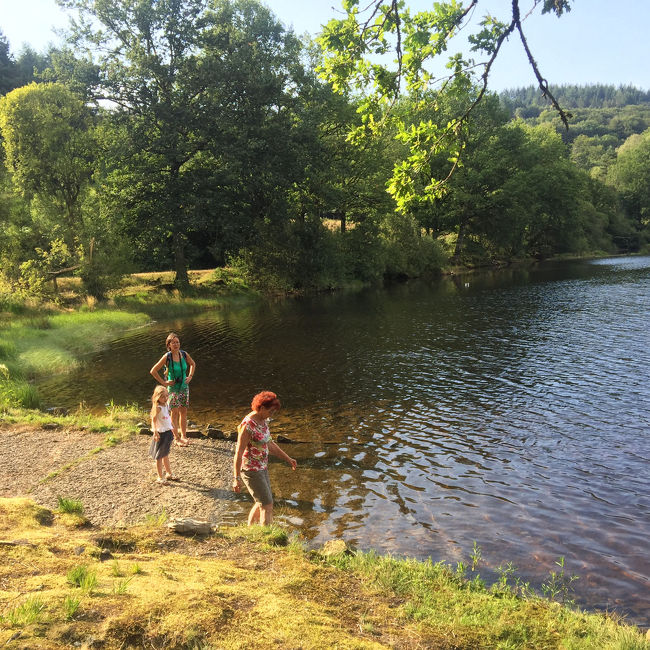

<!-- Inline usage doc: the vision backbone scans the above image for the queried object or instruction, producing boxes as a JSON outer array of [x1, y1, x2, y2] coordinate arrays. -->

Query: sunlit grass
[[0, 271, 260, 413], [62, 595, 81, 621], [0, 498, 647, 649], [8, 310, 149, 375], [317, 548, 649, 649], [0, 596, 46, 627], [112, 577, 133, 595], [66, 565, 98, 594]]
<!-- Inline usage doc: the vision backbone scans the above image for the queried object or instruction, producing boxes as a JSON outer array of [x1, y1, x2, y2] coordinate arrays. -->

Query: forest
[[1, 0, 649, 297]]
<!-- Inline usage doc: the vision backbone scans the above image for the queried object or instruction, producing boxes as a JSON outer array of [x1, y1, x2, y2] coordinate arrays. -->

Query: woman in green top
[[150, 332, 196, 447]]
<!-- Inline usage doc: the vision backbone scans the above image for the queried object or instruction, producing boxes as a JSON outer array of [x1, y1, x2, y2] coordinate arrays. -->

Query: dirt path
[[0, 423, 241, 526]]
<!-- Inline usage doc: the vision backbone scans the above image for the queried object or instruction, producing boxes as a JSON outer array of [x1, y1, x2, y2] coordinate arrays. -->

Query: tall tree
[[0, 83, 95, 253], [57, 0, 305, 287], [0, 30, 18, 95], [610, 129, 650, 244]]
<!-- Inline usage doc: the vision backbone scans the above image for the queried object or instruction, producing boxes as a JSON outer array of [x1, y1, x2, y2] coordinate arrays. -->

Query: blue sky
[[1, 0, 648, 92]]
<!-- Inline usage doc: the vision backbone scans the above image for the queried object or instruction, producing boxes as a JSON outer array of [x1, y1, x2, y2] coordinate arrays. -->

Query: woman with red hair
[[232, 391, 297, 526]]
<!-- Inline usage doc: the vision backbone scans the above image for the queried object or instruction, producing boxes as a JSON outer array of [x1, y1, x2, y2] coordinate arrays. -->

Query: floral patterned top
[[240, 415, 271, 472]]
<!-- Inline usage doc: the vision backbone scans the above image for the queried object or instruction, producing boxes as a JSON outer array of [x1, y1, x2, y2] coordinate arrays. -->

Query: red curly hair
[[252, 391, 281, 412]]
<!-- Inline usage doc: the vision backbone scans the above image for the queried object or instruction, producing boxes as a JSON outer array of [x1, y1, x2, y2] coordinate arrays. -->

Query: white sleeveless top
[[153, 404, 173, 432]]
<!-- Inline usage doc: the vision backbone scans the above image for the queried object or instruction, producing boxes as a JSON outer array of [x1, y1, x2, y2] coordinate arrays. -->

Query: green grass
[[318, 548, 648, 649], [130, 562, 143, 575], [1, 498, 647, 649], [0, 596, 46, 627], [112, 577, 134, 595], [62, 595, 81, 621], [230, 523, 290, 547], [66, 565, 97, 594], [144, 510, 168, 526], [0, 270, 260, 412], [9, 310, 149, 375], [56, 496, 84, 515]]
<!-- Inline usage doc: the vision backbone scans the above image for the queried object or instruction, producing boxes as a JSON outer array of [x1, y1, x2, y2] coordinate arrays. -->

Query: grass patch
[[0, 498, 647, 649], [0, 596, 46, 628], [130, 562, 143, 575], [56, 497, 84, 515], [112, 577, 134, 595], [228, 524, 290, 548], [9, 310, 149, 377], [62, 595, 81, 621], [317, 549, 649, 649], [66, 565, 98, 594], [0, 497, 54, 530], [0, 269, 259, 413]]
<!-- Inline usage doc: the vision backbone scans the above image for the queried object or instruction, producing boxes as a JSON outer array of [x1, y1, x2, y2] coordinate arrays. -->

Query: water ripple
[[37, 256, 650, 624]]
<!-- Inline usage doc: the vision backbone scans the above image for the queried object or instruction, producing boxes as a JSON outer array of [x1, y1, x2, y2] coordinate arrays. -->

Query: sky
[[1, 0, 648, 92]]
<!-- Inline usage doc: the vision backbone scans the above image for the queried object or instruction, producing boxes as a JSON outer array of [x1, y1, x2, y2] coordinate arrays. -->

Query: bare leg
[[171, 408, 182, 444], [179, 406, 189, 443], [162, 456, 172, 476], [248, 503, 261, 526], [260, 503, 273, 526], [155, 459, 164, 480]]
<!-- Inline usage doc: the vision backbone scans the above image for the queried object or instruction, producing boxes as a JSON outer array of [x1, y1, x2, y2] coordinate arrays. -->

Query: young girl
[[149, 385, 180, 485]]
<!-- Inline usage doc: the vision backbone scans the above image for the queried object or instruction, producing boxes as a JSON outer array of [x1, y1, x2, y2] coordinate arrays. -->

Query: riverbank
[[0, 419, 236, 528], [2, 462, 649, 649], [2, 267, 650, 647], [0, 268, 261, 410]]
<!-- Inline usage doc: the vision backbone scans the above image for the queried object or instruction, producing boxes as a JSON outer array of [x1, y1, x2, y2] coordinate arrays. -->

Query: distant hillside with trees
[[501, 84, 650, 112], [498, 85, 650, 254], [500, 84, 650, 145]]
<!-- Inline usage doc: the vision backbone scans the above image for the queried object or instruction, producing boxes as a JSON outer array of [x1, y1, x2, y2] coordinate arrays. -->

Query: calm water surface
[[39, 256, 650, 624]]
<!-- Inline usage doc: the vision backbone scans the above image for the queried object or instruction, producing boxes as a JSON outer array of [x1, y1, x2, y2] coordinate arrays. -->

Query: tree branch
[[511, 0, 571, 129]]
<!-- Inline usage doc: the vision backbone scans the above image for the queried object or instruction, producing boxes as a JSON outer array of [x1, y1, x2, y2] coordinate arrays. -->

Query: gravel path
[[0, 423, 242, 526]]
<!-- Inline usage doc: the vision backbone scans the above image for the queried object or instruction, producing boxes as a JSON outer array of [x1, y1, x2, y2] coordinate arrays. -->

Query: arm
[[151, 410, 160, 442], [184, 352, 196, 384], [150, 355, 174, 387], [232, 425, 251, 492], [268, 441, 297, 470]]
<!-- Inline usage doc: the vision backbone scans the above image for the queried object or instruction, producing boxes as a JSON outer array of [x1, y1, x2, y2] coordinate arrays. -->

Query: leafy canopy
[[318, 0, 572, 212]]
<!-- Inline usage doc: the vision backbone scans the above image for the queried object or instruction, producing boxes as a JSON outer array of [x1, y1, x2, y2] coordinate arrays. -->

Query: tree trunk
[[453, 221, 467, 262], [173, 234, 189, 291], [340, 210, 347, 233], [169, 161, 189, 291]]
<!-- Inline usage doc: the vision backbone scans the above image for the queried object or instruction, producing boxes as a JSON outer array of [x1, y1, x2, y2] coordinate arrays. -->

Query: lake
[[38, 256, 650, 624]]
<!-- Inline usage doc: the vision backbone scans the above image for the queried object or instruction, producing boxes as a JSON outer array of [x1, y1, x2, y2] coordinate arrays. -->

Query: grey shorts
[[241, 468, 273, 506], [149, 429, 173, 460]]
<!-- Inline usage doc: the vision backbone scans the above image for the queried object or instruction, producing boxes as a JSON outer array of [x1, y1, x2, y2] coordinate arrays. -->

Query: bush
[[381, 212, 447, 279], [340, 220, 386, 283], [232, 218, 346, 291], [0, 294, 29, 315], [57, 497, 85, 515]]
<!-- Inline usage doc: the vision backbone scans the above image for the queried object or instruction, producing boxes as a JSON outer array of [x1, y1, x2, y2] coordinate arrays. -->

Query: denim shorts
[[241, 469, 273, 506]]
